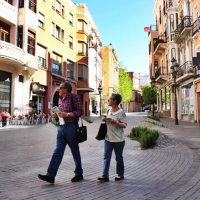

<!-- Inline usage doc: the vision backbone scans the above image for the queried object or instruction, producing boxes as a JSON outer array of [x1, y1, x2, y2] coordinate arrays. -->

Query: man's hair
[[5, 109, 8, 112], [112, 93, 122, 106], [63, 82, 72, 93]]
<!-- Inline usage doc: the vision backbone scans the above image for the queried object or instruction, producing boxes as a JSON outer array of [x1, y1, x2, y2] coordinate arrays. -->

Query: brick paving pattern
[[0, 113, 200, 200]]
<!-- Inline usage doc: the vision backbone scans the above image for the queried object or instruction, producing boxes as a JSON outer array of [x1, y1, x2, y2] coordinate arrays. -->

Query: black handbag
[[76, 118, 87, 143], [95, 122, 107, 140]]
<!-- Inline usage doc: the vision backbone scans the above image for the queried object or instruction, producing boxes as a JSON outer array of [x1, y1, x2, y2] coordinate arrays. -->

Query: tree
[[142, 84, 157, 116], [117, 67, 132, 102]]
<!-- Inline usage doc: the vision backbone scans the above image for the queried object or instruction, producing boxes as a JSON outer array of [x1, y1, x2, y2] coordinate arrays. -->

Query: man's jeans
[[102, 140, 125, 178], [47, 123, 83, 177]]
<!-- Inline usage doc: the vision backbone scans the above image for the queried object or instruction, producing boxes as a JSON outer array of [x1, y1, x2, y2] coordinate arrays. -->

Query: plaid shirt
[[58, 93, 84, 123]]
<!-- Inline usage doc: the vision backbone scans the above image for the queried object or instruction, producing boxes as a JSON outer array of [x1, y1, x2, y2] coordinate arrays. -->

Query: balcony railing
[[192, 16, 200, 36], [154, 34, 167, 51], [177, 61, 193, 77], [0, 0, 17, 25], [155, 66, 168, 79], [174, 16, 192, 38], [52, 68, 62, 76]]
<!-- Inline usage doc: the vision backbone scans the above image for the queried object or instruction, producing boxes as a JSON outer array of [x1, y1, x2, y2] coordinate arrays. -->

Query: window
[[67, 60, 75, 80], [51, 22, 55, 35], [78, 64, 88, 82], [61, 30, 64, 42], [62, 6, 65, 17], [29, 0, 36, 13], [170, 14, 174, 32], [69, 36, 73, 48], [18, 0, 24, 7], [0, 21, 10, 42], [52, 53, 62, 75], [5, 0, 12, 4], [181, 86, 194, 114], [18, 75, 23, 83], [78, 41, 87, 55], [27, 30, 35, 55], [17, 26, 23, 48], [38, 13, 44, 29], [69, 13, 73, 25], [78, 19, 87, 33], [55, 25, 60, 39], [55, 1, 61, 13], [37, 44, 46, 68]]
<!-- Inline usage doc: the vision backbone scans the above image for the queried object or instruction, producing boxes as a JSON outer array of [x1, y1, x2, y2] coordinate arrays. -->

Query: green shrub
[[127, 126, 159, 149], [147, 115, 160, 121], [82, 117, 93, 123], [51, 120, 58, 126]]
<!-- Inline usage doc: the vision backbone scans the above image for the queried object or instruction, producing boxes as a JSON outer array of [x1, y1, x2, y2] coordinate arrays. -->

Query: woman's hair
[[63, 82, 72, 93], [111, 93, 122, 105]]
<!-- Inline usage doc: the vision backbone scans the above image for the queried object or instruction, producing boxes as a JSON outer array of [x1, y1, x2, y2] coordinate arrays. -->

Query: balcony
[[192, 16, 200, 37], [154, 34, 167, 57], [0, 41, 38, 74], [174, 16, 192, 44], [155, 66, 169, 83], [18, 8, 38, 31], [0, 0, 17, 25], [176, 61, 194, 83]]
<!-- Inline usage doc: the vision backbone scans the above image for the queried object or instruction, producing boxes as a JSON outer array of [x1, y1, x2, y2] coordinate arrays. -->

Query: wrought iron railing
[[192, 16, 200, 36], [154, 34, 167, 51], [174, 16, 192, 38], [177, 61, 193, 77], [155, 66, 168, 79]]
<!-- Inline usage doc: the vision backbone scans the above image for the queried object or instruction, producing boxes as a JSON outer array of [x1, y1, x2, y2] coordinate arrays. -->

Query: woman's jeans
[[103, 140, 125, 178], [47, 123, 83, 177]]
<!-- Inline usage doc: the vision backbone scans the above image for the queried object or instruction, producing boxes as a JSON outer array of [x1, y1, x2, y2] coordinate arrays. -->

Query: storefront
[[0, 70, 11, 113], [29, 82, 46, 114]]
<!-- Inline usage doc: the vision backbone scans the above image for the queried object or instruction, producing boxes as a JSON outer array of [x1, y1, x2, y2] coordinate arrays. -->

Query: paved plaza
[[1, 113, 200, 200]]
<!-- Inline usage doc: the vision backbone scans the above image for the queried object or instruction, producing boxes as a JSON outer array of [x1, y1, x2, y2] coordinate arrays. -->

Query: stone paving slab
[[0, 114, 200, 199]]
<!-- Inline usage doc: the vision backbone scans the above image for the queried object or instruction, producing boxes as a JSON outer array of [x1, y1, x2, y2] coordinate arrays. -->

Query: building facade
[[101, 44, 119, 113], [149, 0, 200, 122], [0, 0, 38, 115]]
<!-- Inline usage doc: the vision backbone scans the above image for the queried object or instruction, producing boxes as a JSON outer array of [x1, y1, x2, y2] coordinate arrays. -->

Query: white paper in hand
[[51, 106, 65, 125]]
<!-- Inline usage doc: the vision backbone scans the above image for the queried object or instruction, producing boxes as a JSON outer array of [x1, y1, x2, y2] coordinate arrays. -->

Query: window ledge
[[39, 26, 45, 31]]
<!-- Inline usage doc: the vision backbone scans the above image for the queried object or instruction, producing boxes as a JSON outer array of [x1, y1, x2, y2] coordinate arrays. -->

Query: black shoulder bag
[[95, 110, 109, 140], [71, 94, 87, 143]]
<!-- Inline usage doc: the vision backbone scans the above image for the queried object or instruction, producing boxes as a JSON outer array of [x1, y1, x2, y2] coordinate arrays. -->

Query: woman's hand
[[109, 119, 117, 124]]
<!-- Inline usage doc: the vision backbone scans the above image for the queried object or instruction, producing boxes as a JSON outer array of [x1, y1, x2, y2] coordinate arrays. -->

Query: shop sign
[[32, 82, 46, 95]]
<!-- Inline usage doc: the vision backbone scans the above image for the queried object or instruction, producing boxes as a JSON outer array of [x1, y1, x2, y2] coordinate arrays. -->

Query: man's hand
[[57, 112, 67, 118], [51, 112, 58, 118]]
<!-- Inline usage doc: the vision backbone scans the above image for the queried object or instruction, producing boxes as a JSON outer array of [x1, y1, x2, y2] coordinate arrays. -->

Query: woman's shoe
[[115, 176, 124, 181], [97, 176, 109, 181]]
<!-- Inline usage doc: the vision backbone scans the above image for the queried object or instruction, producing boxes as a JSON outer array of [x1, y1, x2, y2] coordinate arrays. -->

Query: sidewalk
[[0, 114, 200, 200]]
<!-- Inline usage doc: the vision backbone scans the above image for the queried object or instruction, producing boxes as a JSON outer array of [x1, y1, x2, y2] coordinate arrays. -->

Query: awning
[[77, 87, 94, 92]]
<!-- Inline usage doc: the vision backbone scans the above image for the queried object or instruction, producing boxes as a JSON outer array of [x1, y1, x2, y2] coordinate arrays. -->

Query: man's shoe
[[115, 176, 124, 181], [97, 176, 109, 181], [71, 175, 83, 182], [38, 174, 55, 183]]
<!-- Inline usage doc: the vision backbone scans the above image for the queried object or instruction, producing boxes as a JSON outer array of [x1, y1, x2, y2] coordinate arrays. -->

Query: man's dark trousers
[[47, 123, 83, 177]]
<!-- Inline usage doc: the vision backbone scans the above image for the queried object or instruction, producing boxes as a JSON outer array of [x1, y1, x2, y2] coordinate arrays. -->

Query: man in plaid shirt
[[38, 82, 84, 183]]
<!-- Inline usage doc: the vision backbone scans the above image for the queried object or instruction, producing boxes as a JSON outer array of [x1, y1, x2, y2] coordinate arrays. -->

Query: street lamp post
[[170, 57, 179, 125], [98, 84, 102, 116]]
